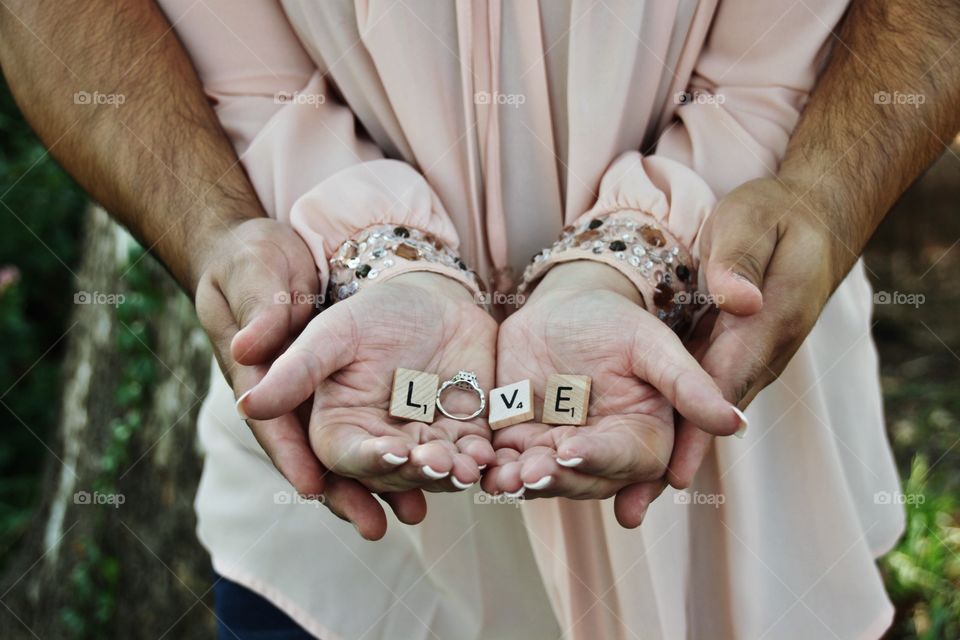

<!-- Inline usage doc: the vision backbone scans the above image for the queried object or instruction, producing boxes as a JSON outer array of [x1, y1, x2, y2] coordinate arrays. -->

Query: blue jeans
[[214, 573, 316, 639]]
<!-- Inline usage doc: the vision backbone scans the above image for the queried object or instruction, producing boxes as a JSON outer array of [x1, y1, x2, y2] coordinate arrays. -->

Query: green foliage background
[[0, 74, 958, 637], [0, 80, 84, 553]]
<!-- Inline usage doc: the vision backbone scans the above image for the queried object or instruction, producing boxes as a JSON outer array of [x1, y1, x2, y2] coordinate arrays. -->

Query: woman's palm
[[489, 288, 675, 498]]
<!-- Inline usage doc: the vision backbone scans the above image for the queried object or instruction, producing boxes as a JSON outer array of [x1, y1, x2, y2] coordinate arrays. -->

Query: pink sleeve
[[579, 0, 849, 259], [157, 0, 465, 295]]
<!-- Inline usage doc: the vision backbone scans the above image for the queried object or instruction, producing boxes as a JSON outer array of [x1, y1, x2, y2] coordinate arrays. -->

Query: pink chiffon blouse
[[158, 1, 905, 638]]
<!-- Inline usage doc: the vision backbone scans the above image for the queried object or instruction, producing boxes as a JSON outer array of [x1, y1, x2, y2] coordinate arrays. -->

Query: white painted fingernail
[[478, 464, 488, 470], [451, 477, 475, 490], [732, 406, 749, 439], [382, 453, 408, 466], [524, 476, 553, 491], [421, 465, 450, 480], [556, 457, 583, 468], [504, 487, 526, 498], [235, 389, 252, 420]]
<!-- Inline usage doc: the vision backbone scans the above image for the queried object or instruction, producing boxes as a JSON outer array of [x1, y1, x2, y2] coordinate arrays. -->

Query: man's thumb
[[701, 195, 778, 316]]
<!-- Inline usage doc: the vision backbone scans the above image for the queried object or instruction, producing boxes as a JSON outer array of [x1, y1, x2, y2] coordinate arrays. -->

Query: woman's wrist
[[532, 261, 643, 305], [518, 211, 698, 332], [390, 271, 479, 304]]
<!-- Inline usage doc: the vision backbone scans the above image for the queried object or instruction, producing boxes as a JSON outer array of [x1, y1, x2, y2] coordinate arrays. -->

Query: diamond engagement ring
[[436, 370, 486, 421]]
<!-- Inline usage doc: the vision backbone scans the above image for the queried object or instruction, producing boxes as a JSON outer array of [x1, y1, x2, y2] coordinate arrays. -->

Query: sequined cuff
[[327, 224, 486, 306], [518, 211, 699, 333]]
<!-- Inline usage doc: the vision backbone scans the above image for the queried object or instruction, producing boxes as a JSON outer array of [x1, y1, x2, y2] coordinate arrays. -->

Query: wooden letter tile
[[488, 379, 535, 430], [389, 368, 439, 422], [542, 374, 591, 425]]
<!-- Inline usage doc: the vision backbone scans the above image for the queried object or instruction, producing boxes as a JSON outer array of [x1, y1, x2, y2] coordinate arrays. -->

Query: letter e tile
[[542, 374, 591, 425]]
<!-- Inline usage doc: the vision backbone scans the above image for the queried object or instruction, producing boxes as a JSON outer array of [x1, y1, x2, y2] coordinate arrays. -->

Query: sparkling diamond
[[338, 242, 358, 261]]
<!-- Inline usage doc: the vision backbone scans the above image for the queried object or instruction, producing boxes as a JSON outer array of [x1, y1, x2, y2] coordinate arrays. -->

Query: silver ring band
[[436, 370, 485, 421]]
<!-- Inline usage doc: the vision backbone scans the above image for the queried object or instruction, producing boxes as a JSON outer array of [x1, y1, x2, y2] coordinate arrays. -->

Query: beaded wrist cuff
[[328, 224, 486, 306], [518, 211, 699, 333]]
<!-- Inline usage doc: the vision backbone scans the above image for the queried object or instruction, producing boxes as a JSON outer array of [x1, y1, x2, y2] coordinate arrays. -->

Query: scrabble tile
[[542, 374, 591, 425], [389, 368, 439, 422], [488, 379, 535, 430]]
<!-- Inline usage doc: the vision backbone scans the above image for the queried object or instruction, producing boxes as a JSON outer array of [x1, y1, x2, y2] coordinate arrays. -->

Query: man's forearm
[[0, 0, 264, 294], [778, 0, 960, 275]]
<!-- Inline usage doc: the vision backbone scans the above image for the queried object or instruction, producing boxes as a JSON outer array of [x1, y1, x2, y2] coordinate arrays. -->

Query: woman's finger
[[307, 409, 414, 478], [456, 433, 496, 470], [553, 417, 672, 482], [631, 317, 747, 438], [487, 455, 525, 497], [479, 447, 520, 495], [448, 452, 482, 490], [518, 450, 624, 500]]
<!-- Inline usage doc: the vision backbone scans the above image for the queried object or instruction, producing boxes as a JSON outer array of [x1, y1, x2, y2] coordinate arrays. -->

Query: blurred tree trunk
[[0, 206, 213, 638]]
